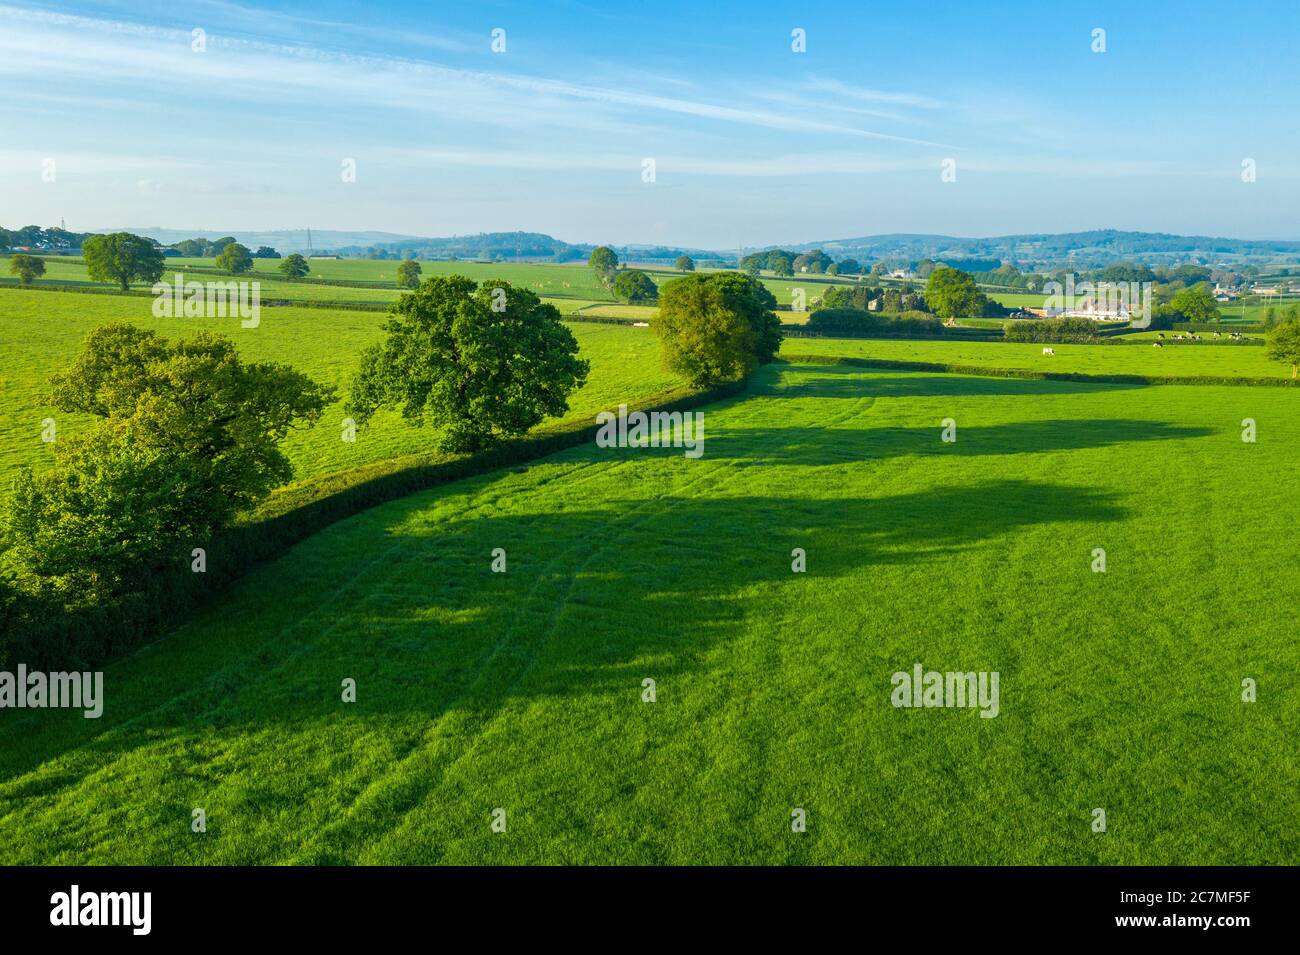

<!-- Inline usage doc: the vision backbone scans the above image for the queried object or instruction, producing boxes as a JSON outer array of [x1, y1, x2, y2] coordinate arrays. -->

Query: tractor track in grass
[[2, 365, 877, 862], [298, 372, 878, 862], [0, 453, 647, 819]]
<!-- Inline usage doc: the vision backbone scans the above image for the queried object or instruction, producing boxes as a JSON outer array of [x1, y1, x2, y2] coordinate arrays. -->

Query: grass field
[[1, 255, 865, 309], [2, 360, 1296, 864], [0, 290, 681, 483], [780, 336, 1291, 379]]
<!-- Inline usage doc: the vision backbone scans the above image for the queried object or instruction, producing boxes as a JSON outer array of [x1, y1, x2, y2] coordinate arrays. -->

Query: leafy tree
[[769, 254, 793, 277], [924, 266, 990, 319], [3, 324, 331, 597], [254, 246, 281, 259], [1266, 321, 1300, 379], [655, 272, 782, 387], [1163, 283, 1220, 324], [8, 253, 45, 284], [82, 232, 165, 292], [348, 276, 589, 452], [676, 255, 695, 272], [396, 259, 423, 289], [837, 258, 862, 275], [589, 246, 619, 285], [612, 269, 657, 303], [278, 253, 310, 278], [215, 242, 254, 275]]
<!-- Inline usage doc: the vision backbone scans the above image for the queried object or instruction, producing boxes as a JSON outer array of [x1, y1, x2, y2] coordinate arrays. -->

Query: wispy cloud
[[0, 4, 957, 148]]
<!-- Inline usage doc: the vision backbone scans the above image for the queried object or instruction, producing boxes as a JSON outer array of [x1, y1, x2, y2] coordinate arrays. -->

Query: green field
[[2, 254, 867, 309], [2, 360, 1297, 864], [0, 289, 680, 483], [780, 335, 1289, 379]]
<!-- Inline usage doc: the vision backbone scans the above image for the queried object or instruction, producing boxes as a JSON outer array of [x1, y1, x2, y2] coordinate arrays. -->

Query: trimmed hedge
[[564, 313, 646, 326], [0, 281, 392, 311], [779, 353, 1299, 388], [1003, 317, 1099, 344], [1173, 321, 1267, 333], [807, 307, 943, 336], [3, 378, 749, 670]]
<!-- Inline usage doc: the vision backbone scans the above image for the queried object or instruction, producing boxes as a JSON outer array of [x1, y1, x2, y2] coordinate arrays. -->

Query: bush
[[1003, 317, 1099, 343], [3, 324, 332, 607], [805, 307, 943, 336]]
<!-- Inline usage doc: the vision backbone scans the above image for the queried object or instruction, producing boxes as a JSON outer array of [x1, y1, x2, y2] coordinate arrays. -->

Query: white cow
[[1042, 347, 1055, 356]]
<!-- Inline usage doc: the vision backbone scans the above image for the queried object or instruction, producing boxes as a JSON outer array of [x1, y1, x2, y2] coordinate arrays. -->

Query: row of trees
[[588, 246, 659, 303], [3, 263, 782, 646], [816, 266, 1005, 319], [169, 237, 280, 259]]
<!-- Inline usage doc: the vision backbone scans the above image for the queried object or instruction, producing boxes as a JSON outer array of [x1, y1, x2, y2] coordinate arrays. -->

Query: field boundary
[[0, 281, 392, 310], [3, 377, 750, 670], [779, 353, 1298, 387]]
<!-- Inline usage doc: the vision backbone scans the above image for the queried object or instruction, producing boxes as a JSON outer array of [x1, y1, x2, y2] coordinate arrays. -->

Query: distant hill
[[774, 230, 1300, 269], [108, 228, 421, 255], [32, 226, 1300, 270]]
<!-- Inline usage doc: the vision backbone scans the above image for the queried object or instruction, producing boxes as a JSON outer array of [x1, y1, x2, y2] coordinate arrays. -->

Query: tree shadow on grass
[[755, 363, 1144, 399], [693, 417, 1214, 467], [0, 478, 1127, 799]]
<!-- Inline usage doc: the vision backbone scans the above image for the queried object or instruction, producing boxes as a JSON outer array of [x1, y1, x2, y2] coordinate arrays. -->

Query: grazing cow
[[1214, 331, 1221, 338], [1157, 332, 1166, 338], [1042, 347, 1055, 356], [1153, 341, 1163, 348]]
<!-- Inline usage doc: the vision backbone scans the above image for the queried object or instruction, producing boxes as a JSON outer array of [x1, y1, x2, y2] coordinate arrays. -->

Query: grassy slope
[[0, 291, 679, 481], [781, 336, 1290, 379], [2, 362, 1296, 864]]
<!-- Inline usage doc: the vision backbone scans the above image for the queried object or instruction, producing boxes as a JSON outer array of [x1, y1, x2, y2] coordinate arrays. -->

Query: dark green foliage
[[278, 253, 310, 278], [656, 272, 782, 386], [1266, 321, 1300, 378], [612, 269, 657, 303], [396, 259, 422, 289], [589, 246, 618, 284], [82, 232, 165, 291], [215, 242, 254, 275], [8, 253, 45, 284], [3, 324, 332, 605], [348, 276, 589, 452], [1155, 282, 1220, 325], [1003, 318, 1100, 343], [806, 307, 943, 337], [924, 266, 994, 319]]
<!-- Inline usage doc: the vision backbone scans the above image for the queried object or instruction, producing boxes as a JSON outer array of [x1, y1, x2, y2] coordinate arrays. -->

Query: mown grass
[[780, 335, 1291, 379], [1, 362, 1296, 864], [0, 290, 679, 482]]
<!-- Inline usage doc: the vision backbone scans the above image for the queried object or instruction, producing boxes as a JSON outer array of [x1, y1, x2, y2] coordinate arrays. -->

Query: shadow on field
[[695, 416, 1214, 466], [757, 364, 1142, 399], [0, 477, 1127, 800]]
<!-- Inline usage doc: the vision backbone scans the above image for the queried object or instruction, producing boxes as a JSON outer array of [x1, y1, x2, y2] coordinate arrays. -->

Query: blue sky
[[3, 0, 1299, 248]]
